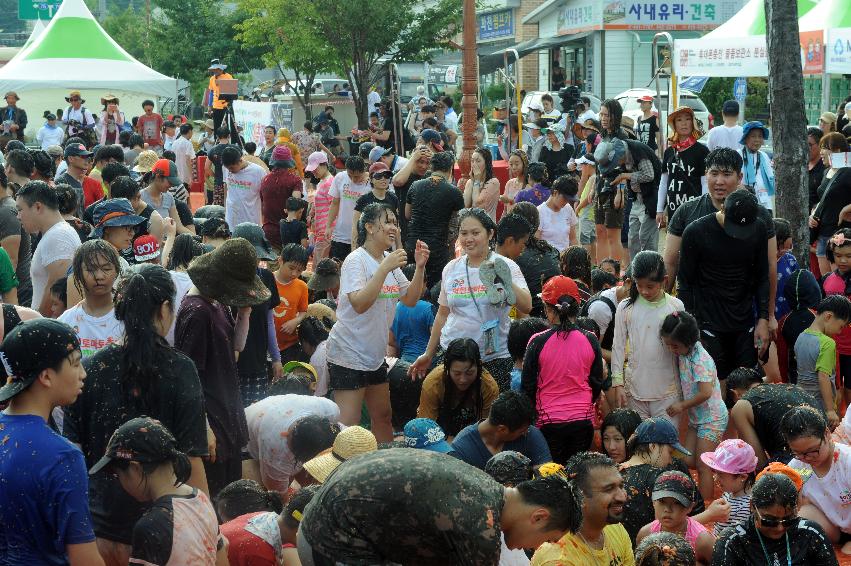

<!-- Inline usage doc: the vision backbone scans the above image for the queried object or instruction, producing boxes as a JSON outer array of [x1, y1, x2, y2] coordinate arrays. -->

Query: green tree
[[102, 8, 150, 65], [236, 0, 338, 120]]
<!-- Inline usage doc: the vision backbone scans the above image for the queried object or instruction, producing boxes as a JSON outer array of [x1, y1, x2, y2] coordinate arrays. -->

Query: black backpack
[[579, 292, 617, 350]]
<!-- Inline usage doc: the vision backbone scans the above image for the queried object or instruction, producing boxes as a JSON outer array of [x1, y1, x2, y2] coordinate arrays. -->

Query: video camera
[[558, 86, 581, 119]]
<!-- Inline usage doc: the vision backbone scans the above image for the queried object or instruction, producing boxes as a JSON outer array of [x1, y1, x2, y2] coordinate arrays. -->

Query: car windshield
[[618, 94, 705, 112]]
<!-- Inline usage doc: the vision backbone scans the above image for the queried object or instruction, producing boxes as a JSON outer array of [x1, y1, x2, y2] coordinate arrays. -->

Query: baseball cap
[[652, 470, 697, 508], [304, 151, 328, 173], [755, 462, 803, 492], [594, 139, 626, 176], [633, 417, 692, 456], [151, 159, 181, 187], [419, 129, 444, 150], [638, 94, 654, 103], [89, 416, 181, 475], [368, 161, 391, 177], [0, 319, 81, 402], [699, 439, 758, 475], [485, 451, 533, 486], [368, 145, 387, 164], [722, 100, 740, 115], [723, 189, 759, 240], [540, 275, 581, 306], [282, 361, 318, 383], [403, 418, 452, 453], [64, 143, 93, 158], [46, 145, 63, 158], [133, 235, 161, 262], [528, 101, 544, 112]]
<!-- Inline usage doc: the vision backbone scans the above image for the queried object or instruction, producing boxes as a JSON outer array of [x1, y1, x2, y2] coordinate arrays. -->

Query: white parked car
[[520, 91, 602, 117], [615, 88, 713, 135]]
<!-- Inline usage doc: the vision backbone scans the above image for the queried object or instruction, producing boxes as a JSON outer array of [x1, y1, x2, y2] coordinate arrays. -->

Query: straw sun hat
[[302, 426, 378, 483]]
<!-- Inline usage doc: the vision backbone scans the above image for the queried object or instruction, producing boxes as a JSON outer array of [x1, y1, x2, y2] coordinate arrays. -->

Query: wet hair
[[95, 144, 125, 164], [29, 150, 54, 180], [345, 155, 366, 173], [489, 390, 535, 431], [807, 126, 824, 145], [547, 292, 580, 335], [128, 133, 144, 149], [508, 317, 549, 362], [559, 246, 592, 285], [50, 276, 68, 310], [600, 408, 643, 459], [430, 151, 454, 173], [442, 338, 485, 419], [216, 479, 284, 522], [198, 217, 231, 240], [142, 99, 154, 108], [825, 227, 851, 262], [6, 149, 33, 178], [72, 239, 121, 296], [509, 201, 553, 255], [601, 99, 623, 134], [564, 451, 617, 497], [167, 233, 206, 270], [119, 130, 131, 147], [515, 474, 583, 532], [726, 367, 763, 391], [508, 149, 529, 187], [281, 484, 320, 531], [458, 207, 496, 240], [705, 147, 744, 173], [634, 532, 695, 566], [101, 162, 130, 186], [779, 405, 828, 443], [268, 373, 313, 396], [591, 268, 618, 293], [659, 311, 700, 349], [54, 183, 81, 216], [773, 218, 791, 244], [472, 146, 495, 183], [221, 145, 242, 166], [215, 127, 230, 139], [16, 180, 58, 210], [627, 251, 666, 306], [576, 316, 600, 338], [110, 439, 192, 489], [244, 142, 257, 155], [551, 175, 579, 200], [179, 123, 193, 136], [298, 316, 330, 348], [820, 131, 849, 153], [527, 161, 548, 183], [817, 294, 851, 321], [113, 264, 177, 412], [287, 196, 308, 212], [496, 213, 532, 246], [356, 202, 396, 248], [281, 243, 309, 266], [289, 415, 340, 463], [752, 472, 799, 510]]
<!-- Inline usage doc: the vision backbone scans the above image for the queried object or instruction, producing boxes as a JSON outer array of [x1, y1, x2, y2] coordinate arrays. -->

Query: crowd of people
[[2, 81, 851, 566]]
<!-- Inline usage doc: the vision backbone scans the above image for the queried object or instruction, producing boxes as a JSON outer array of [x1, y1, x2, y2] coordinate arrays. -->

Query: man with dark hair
[[0, 166, 31, 306], [298, 448, 582, 565], [136, 99, 163, 152], [532, 451, 632, 565], [204, 127, 233, 205], [56, 142, 103, 216], [16, 181, 81, 314], [325, 155, 370, 261], [4, 149, 33, 191], [222, 145, 266, 229], [451, 390, 551, 470]]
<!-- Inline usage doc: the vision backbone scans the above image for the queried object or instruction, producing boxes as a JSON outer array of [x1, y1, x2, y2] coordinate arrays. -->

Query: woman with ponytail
[[64, 264, 209, 566], [89, 416, 226, 566], [162, 231, 206, 344], [521, 275, 604, 464]]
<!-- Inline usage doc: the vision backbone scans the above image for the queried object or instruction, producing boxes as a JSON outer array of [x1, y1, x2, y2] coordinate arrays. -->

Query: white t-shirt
[[587, 286, 619, 340], [310, 340, 330, 397], [224, 161, 266, 229], [166, 271, 194, 345], [438, 253, 528, 362], [30, 221, 81, 311], [328, 171, 370, 244], [58, 303, 124, 358], [367, 90, 382, 111], [327, 247, 410, 371], [536, 201, 578, 253], [171, 136, 195, 184], [707, 125, 744, 151], [789, 441, 851, 533], [245, 394, 340, 492]]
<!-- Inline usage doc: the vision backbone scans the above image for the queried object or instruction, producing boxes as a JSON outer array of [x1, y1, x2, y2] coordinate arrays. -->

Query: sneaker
[[480, 257, 516, 306]]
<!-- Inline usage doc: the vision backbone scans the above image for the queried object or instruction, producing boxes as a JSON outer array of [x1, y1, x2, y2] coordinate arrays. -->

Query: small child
[[821, 228, 851, 406], [636, 470, 715, 565], [660, 310, 729, 502], [507, 317, 549, 391], [794, 294, 851, 428], [49, 276, 68, 318], [699, 439, 757, 537], [390, 264, 436, 364], [773, 218, 798, 321], [280, 196, 309, 248], [600, 257, 620, 278], [779, 269, 822, 384], [273, 244, 310, 363], [574, 158, 598, 264]]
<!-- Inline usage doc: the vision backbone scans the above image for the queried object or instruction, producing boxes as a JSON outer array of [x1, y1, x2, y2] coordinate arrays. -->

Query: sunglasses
[[371, 172, 393, 180], [755, 507, 798, 528], [69, 98, 81, 102]]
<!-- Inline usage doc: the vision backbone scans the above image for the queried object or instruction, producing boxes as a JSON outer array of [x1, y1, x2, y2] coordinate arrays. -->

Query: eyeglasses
[[789, 437, 824, 460], [755, 507, 798, 528], [69, 98, 81, 102]]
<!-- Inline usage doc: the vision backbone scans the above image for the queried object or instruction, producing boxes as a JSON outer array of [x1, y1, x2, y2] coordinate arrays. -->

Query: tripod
[[219, 98, 244, 148]]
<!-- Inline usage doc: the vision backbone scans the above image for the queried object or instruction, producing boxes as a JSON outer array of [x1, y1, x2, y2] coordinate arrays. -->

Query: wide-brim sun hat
[[667, 106, 704, 138], [739, 121, 770, 145], [186, 238, 271, 308], [302, 426, 378, 483]]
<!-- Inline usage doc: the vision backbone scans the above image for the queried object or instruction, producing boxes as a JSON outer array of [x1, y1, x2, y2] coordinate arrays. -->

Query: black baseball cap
[[484, 451, 533, 486], [64, 142, 93, 159], [0, 319, 80, 402], [652, 470, 697, 508], [723, 189, 759, 240], [722, 100, 740, 115], [89, 416, 180, 475]]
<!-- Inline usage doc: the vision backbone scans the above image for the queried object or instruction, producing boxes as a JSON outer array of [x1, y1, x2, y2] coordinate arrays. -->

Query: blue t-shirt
[[391, 300, 435, 363], [510, 368, 522, 392], [450, 422, 552, 470], [775, 252, 799, 321], [0, 413, 96, 565]]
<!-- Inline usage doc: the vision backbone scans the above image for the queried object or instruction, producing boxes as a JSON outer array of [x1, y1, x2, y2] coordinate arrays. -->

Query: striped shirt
[[714, 492, 752, 536], [313, 175, 334, 242]]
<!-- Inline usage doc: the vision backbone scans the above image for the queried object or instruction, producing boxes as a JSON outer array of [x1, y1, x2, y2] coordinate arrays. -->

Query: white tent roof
[[22, 19, 47, 50], [0, 0, 176, 98]]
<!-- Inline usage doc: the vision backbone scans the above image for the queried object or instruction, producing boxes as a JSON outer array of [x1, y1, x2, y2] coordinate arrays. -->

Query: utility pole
[[766, 0, 809, 268], [459, 0, 478, 182]]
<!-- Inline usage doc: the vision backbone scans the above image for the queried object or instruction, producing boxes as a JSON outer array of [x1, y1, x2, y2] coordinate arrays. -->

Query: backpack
[[579, 291, 617, 350]]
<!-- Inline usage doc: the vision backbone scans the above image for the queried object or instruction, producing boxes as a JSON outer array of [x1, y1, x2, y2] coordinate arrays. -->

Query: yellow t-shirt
[[531, 524, 634, 566]]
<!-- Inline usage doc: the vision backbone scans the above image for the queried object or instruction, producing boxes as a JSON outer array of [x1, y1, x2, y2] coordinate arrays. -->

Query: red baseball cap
[[638, 95, 654, 103], [133, 235, 160, 262], [368, 161, 390, 176], [540, 276, 581, 306]]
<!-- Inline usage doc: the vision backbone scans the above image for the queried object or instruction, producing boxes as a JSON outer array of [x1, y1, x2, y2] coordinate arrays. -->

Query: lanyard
[[464, 254, 487, 317], [743, 148, 761, 186], [755, 528, 791, 566]]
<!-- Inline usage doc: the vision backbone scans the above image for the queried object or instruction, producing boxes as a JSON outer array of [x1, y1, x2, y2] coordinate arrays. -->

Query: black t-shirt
[[405, 176, 465, 251], [0, 198, 31, 307], [516, 244, 561, 318], [539, 144, 575, 183], [668, 193, 776, 239], [236, 269, 279, 376], [301, 449, 505, 565], [355, 190, 399, 214], [661, 142, 709, 216], [813, 167, 851, 238], [207, 143, 230, 186], [808, 160, 826, 209], [279, 219, 308, 247], [380, 116, 395, 151], [678, 212, 769, 330], [741, 384, 823, 460], [394, 171, 427, 243], [637, 115, 659, 149], [711, 517, 838, 566], [63, 344, 208, 543], [174, 199, 193, 229]]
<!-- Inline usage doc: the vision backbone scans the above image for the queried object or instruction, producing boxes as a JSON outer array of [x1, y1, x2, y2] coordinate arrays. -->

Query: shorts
[[579, 216, 597, 245], [692, 414, 729, 444], [816, 234, 830, 257], [330, 240, 351, 262], [594, 191, 623, 229], [799, 380, 836, 413], [628, 396, 681, 429], [700, 327, 757, 381], [328, 360, 388, 391]]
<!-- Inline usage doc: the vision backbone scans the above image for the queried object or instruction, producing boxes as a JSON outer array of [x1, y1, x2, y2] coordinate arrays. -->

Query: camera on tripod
[[558, 86, 581, 119]]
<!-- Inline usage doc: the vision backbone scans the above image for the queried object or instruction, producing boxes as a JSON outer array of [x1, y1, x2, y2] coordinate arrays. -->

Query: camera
[[558, 86, 581, 119]]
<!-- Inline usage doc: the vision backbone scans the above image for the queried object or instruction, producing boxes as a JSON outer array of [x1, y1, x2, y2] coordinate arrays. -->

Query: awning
[[479, 32, 591, 75]]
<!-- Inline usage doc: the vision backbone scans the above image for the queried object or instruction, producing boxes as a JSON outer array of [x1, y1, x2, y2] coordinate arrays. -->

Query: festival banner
[[232, 100, 293, 152], [799, 30, 824, 75], [827, 28, 851, 75], [672, 35, 768, 77]]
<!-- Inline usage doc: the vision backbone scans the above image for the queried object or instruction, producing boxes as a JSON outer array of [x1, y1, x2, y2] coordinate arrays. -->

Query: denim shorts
[[328, 361, 388, 391], [816, 234, 830, 257]]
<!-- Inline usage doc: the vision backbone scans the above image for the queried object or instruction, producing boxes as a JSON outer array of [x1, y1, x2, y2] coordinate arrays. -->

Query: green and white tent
[[706, 0, 817, 38], [0, 0, 176, 98], [800, 0, 851, 31]]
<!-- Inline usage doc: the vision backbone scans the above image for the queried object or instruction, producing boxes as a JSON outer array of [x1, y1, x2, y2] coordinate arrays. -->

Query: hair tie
[[291, 510, 303, 522], [672, 311, 679, 318]]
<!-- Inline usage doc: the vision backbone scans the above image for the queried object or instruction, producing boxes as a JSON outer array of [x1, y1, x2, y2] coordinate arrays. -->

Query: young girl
[[162, 231, 206, 345], [600, 408, 642, 464], [659, 310, 729, 501], [514, 162, 550, 206], [298, 315, 332, 397], [635, 470, 715, 565], [700, 439, 757, 537], [821, 227, 851, 405], [92, 416, 226, 565], [499, 149, 530, 212], [610, 251, 683, 420], [464, 147, 501, 221], [634, 531, 695, 566]]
